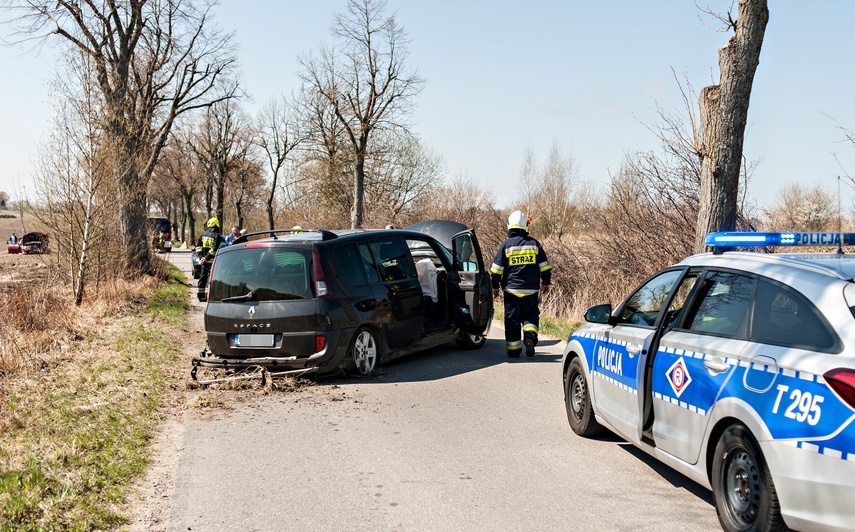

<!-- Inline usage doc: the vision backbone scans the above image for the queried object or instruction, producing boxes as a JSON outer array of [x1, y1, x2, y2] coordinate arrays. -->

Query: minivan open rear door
[[450, 230, 492, 334]]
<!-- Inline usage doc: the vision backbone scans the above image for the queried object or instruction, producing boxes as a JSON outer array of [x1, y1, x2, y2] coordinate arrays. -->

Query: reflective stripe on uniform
[[523, 323, 538, 334], [506, 288, 538, 296], [539, 261, 552, 272], [506, 340, 522, 351], [505, 245, 538, 267], [490, 262, 504, 275]]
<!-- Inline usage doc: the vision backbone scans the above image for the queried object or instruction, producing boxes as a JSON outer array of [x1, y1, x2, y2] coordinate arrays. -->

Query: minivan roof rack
[[232, 228, 338, 245]]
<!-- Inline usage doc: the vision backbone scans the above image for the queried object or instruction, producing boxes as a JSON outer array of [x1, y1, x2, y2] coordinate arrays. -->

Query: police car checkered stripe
[[781, 440, 853, 461], [576, 332, 632, 348], [592, 371, 638, 395], [652, 391, 706, 416], [583, 336, 827, 382], [578, 332, 855, 465]]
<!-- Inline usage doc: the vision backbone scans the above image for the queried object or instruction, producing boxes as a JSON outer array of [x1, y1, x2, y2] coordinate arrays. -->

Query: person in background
[[8, 232, 17, 244], [195, 217, 222, 301], [225, 226, 240, 245], [490, 210, 552, 358]]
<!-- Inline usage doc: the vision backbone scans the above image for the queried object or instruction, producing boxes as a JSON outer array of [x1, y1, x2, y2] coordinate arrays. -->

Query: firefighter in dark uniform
[[196, 217, 222, 301], [490, 210, 551, 357]]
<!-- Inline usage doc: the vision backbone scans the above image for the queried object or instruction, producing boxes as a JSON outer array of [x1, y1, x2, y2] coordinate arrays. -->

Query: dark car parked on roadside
[[193, 220, 493, 377], [191, 249, 202, 279]]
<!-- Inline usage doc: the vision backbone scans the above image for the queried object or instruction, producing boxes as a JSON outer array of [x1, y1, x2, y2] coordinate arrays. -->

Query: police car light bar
[[705, 232, 855, 248]]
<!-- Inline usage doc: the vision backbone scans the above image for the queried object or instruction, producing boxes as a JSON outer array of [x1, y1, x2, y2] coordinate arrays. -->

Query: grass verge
[[492, 306, 579, 340], [0, 262, 188, 531]]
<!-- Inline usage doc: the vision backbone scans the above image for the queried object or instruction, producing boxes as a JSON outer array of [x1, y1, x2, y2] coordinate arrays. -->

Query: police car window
[[663, 272, 701, 332], [751, 280, 839, 352], [686, 272, 754, 337], [619, 270, 683, 327]]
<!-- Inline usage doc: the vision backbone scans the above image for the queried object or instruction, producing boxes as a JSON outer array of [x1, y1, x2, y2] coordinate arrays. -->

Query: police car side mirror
[[584, 304, 613, 324]]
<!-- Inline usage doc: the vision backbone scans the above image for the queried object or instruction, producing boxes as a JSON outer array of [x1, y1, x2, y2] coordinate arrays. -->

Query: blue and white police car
[[562, 232, 855, 532]]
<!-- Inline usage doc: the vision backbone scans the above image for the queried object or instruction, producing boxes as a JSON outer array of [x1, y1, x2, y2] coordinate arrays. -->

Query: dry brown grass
[[0, 264, 159, 381]]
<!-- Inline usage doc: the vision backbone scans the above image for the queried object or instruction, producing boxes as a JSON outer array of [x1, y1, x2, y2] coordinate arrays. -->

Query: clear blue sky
[[3, 1, 855, 212]]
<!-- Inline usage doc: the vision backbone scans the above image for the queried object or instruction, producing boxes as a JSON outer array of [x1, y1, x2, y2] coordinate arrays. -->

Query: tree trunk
[[695, 0, 768, 253], [184, 191, 196, 246], [351, 157, 366, 229], [74, 192, 94, 306], [267, 179, 277, 231]]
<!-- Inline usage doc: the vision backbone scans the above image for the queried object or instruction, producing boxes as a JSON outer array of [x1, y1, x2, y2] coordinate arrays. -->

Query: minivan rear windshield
[[209, 248, 312, 302]]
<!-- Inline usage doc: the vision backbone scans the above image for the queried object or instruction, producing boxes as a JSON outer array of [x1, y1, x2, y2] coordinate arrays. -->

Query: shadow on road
[[320, 336, 563, 385], [618, 443, 715, 506]]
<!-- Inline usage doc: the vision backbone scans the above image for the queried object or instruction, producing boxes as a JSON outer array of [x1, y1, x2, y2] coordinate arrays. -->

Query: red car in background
[[7, 232, 49, 254], [146, 216, 172, 253]]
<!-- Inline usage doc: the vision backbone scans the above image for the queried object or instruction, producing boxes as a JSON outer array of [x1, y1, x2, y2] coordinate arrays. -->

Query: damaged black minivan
[[193, 221, 493, 376]]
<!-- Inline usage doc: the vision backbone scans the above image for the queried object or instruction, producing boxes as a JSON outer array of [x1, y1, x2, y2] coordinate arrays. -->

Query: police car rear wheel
[[349, 327, 379, 376], [712, 424, 784, 532], [565, 357, 603, 437]]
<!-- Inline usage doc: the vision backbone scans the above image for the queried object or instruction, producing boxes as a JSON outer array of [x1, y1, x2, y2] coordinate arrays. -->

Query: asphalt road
[[160, 249, 720, 531]]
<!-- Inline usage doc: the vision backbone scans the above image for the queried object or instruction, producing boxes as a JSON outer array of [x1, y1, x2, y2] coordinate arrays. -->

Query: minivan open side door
[[449, 230, 492, 334]]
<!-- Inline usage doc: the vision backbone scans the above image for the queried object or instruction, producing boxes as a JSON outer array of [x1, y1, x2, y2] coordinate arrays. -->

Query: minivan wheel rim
[[354, 331, 377, 374]]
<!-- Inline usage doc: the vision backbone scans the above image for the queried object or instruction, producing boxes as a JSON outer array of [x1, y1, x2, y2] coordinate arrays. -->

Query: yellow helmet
[[207, 217, 220, 229]]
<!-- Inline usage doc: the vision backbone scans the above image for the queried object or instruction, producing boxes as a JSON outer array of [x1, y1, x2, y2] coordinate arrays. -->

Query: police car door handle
[[627, 345, 641, 356], [703, 358, 730, 373]]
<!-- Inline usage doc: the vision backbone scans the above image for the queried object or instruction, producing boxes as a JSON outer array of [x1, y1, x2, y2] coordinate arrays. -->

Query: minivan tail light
[[824, 368, 855, 409], [312, 251, 334, 298], [316, 335, 326, 352]]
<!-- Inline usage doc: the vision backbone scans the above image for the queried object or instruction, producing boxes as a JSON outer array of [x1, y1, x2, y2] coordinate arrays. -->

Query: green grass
[[0, 262, 188, 531], [493, 306, 580, 340]]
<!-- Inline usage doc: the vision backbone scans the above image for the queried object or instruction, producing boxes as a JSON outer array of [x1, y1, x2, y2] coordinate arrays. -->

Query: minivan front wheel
[[350, 327, 378, 376]]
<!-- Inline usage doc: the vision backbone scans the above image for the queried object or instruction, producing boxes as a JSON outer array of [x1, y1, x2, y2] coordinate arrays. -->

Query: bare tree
[[764, 182, 838, 231], [299, 0, 423, 229], [227, 153, 265, 230], [364, 131, 444, 224], [256, 95, 305, 230], [155, 132, 200, 245], [694, 0, 768, 251], [34, 50, 117, 304], [191, 99, 250, 227], [415, 170, 498, 238], [531, 142, 579, 240], [519, 145, 537, 211], [3, 0, 237, 275]]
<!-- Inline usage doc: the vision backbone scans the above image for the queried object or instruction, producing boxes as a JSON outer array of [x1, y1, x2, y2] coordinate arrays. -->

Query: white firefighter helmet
[[507, 210, 530, 231]]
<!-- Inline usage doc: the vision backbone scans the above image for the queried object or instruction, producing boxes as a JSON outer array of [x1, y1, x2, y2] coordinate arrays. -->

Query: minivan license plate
[[233, 334, 274, 347]]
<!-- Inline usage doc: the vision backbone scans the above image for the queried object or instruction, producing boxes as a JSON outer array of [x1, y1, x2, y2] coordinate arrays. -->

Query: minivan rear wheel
[[350, 327, 378, 376], [455, 333, 486, 349]]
